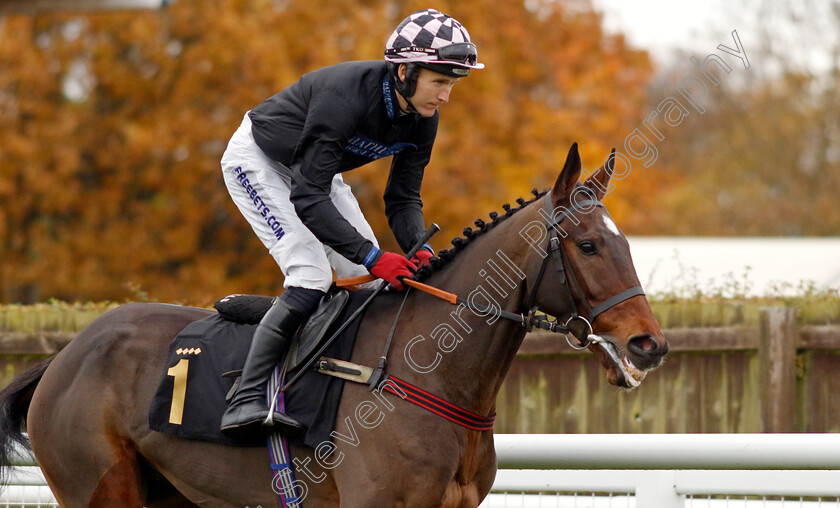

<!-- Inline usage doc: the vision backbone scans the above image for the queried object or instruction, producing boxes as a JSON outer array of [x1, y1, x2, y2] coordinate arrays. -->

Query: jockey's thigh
[[221, 113, 378, 292], [221, 114, 330, 291]]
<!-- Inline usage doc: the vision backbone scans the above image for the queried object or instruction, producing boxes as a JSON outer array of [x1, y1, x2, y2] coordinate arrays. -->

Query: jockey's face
[[397, 66, 460, 118]]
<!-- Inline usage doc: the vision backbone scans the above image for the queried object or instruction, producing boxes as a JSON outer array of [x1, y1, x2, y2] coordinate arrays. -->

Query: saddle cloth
[[148, 289, 372, 449]]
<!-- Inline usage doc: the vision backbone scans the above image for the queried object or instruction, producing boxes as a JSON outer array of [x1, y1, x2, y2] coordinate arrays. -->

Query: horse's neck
[[411, 206, 539, 415]]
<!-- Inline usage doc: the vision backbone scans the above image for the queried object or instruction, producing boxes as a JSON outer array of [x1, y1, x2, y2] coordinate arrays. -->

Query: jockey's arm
[[288, 95, 377, 266], [289, 161, 376, 267], [384, 117, 437, 255], [289, 89, 436, 266]]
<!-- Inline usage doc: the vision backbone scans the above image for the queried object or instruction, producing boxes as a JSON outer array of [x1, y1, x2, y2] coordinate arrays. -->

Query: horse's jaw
[[590, 337, 648, 390]]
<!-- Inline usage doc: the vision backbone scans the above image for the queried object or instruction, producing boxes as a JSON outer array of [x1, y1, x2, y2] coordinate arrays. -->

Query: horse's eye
[[578, 240, 598, 256]]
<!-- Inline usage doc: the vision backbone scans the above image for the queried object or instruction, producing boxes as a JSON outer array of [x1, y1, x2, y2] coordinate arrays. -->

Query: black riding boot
[[220, 297, 306, 438]]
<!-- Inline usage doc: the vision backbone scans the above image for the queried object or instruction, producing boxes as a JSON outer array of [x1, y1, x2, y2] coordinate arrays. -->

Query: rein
[[403, 192, 644, 349], [320, 191, 646, 431]]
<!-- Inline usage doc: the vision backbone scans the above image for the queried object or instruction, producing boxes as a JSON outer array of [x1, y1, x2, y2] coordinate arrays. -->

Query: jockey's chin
[[413, 102, 442, 117]]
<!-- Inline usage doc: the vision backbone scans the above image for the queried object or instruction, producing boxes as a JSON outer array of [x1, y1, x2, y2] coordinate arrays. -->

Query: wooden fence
[[2, 306, 839, 434], [496, 306, 840, 434]]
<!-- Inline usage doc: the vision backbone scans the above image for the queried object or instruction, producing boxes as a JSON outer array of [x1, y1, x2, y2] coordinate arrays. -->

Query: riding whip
[[268, 223, 440, 417]]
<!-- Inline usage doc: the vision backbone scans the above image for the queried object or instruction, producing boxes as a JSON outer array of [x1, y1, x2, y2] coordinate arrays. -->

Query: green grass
[[648, 278, 840, 327]]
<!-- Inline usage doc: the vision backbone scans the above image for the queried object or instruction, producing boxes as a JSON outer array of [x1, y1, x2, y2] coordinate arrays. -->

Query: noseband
[[521, 192, 645, 348]]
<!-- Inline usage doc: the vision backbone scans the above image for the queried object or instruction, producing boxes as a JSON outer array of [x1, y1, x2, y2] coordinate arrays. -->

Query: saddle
[[214, 290, 350, 372], [148, 287, 371, 448]]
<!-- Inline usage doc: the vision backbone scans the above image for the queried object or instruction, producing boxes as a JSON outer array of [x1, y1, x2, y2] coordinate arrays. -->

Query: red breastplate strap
[[382, 375, 495, 432]]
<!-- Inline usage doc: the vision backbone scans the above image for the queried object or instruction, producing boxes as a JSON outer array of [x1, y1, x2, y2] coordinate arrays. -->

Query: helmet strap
[[393, 63, 421, 102]]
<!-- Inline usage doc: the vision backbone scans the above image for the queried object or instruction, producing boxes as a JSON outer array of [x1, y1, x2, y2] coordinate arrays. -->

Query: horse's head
[[522, 143, 668, 389]]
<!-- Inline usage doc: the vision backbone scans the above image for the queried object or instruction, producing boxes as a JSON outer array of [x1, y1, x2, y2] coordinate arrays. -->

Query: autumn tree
[[0, 0, 653, 304], [625, 0, 840, 236]]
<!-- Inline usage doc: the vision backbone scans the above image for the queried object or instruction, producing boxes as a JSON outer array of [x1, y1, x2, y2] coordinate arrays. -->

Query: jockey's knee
[[280, 286, 325, 315], [281, 265, 333, 294]]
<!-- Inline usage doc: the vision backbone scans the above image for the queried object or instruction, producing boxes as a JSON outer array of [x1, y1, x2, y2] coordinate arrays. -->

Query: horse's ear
[[584, 148, 615, 200], [552, 142, 582, 200]]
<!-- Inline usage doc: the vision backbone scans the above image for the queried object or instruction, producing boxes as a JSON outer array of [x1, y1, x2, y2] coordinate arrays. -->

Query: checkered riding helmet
[[385, 9, 484, 92]]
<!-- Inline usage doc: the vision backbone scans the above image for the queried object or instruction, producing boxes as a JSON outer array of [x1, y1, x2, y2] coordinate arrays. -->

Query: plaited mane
[[414, 188, 547, 282]]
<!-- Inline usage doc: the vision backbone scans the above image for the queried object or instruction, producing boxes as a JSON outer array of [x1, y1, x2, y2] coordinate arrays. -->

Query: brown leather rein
[[336, 192, 645, 349]]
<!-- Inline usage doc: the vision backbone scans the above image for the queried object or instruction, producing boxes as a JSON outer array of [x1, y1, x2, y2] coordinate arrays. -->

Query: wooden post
[[759, 307, 797, 433]]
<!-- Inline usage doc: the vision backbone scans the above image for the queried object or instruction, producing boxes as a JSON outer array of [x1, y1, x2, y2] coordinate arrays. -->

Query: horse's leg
[[87, 451, 144, 507], [141, 461, 203, 508], [325, 394, 459, 508], [27, 307, 203, 508], [332, 465, 486, 508], [326, 381, 497, 508], [27, 335, 146, 507]]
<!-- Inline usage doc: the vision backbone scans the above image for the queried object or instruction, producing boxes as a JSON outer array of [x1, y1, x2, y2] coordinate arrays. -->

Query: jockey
[[219, 9, 484, 437]]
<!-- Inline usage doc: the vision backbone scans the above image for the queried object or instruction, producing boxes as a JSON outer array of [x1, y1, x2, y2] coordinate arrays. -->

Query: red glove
[[369, 251, 418, 290], [411, 248, 434, 268]]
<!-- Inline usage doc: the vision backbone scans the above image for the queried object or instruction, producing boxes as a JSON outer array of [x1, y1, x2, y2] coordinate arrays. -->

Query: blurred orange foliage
[[0, 0, 655, 303]]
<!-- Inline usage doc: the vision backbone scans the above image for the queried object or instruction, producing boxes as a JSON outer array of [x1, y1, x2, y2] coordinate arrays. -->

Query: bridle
[[460, 191, 645, 349], [526, 192, 645, 347], [315, 189, 648, 386], [290, 190, 648, 430]]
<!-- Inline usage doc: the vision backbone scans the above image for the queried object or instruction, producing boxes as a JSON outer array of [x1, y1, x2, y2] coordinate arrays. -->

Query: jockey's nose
[[627, 332, 668, 370]]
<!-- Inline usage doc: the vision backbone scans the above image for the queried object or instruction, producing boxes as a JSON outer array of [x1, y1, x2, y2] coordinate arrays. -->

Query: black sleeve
[[384, 115, 438, 253], [289, 91, 376, 265]]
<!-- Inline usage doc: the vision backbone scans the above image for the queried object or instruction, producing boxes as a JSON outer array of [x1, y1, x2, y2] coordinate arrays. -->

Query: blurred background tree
[[0, 0, 836, 305], [629, 0, 840, 235]]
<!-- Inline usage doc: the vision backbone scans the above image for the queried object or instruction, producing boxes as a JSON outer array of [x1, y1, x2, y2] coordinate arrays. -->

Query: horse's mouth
[[592, 338, 646, 389]]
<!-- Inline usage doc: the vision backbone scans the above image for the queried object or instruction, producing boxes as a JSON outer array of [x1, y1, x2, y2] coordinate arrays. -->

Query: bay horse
[[0, 143, 667, 507]]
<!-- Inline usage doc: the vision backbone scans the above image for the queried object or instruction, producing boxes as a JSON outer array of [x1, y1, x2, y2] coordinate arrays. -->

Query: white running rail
[[5, 434, 840, 507], [486, 434, 840, 508]]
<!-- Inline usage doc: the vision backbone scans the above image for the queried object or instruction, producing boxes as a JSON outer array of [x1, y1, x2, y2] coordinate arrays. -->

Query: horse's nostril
[[628, 333, 665, 357]]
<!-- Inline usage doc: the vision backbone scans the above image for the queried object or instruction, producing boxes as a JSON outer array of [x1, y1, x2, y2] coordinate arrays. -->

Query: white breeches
[[221, 113, 378, 292]]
